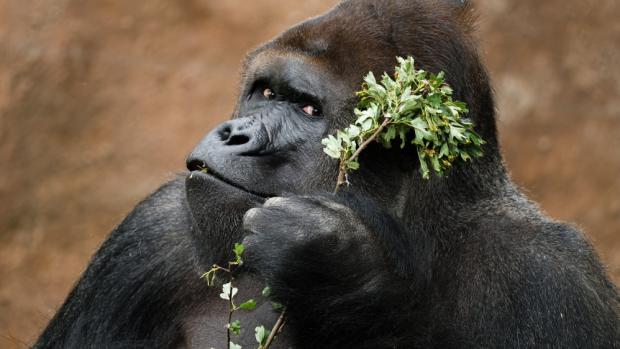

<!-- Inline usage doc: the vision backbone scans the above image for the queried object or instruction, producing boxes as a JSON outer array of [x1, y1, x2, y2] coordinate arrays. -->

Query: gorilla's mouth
[[188, 169, 272, 199]]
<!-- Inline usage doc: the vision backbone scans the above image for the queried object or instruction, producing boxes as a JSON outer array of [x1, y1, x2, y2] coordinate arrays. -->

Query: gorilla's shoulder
[[442, 199, 619, 346], [462, 195, 613, 290], [86, 175, 196, 282], [118, 174, 191, 231], [92, 175, 194, 263], [135, 174, 188, 211], [470, 197, 594, 260]]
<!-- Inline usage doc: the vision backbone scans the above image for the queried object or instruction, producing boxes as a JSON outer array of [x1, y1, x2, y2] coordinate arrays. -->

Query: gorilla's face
[[186, 5, 407, 199], [187, 55, 342, 197]]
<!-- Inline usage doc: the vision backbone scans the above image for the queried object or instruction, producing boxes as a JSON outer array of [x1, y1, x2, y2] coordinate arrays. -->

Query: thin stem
[[227, 276, 234, 348], [202, 264, 232, 287], [347, 118, 391, 163], [334, 118, 392, 193], [334, 162, 347, 194], [262, 309, 287, 349]]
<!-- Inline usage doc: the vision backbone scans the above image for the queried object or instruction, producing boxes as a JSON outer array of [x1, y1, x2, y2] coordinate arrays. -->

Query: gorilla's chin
[[186, 170, 269, 201], [185, 170, 265, 236], [189, 167, 275, 199]]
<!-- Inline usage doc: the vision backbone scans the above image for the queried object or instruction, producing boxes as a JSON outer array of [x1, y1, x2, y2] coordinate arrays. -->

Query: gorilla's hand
[[242, 194, 413, 348], [242, 195, 380, 282]]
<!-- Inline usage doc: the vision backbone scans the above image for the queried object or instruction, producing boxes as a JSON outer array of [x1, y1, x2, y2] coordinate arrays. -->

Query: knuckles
[[264, 197, 288, 207], [242, 195, 358, 242], [241, 207, 261, 232]]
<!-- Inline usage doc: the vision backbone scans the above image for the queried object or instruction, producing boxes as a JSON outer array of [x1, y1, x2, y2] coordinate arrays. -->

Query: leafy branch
[[202, 244, 285, 349], [322, 56, 485, 192]]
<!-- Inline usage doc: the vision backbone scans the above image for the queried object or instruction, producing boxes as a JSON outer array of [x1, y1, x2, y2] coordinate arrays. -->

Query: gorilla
[[35, 1, 619, 348]]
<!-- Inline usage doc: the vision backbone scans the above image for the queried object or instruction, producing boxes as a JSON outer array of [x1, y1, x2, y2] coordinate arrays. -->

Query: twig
[[334, 118, 392, 193], [262, 309, 287, 349], [227, 277, 234, 348], [225, 259, 239, 349]]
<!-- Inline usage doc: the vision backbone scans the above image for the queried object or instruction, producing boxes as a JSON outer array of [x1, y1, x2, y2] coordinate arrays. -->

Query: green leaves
[[238, 299, 257, 311], [261, 286, 285, 311], [228, 320, 242, 335], [220, 282, 238, 300], [233, 243, 245, 264], [322, 56, 485, 183], [255, 326, 270, 346], [203, 246, 285, 349], [322, 134, 343, 159]]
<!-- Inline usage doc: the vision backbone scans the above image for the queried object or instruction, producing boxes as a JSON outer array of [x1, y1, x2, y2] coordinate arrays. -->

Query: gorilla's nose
[[217, 121, 251, 146], [186, 117, 268, 172]]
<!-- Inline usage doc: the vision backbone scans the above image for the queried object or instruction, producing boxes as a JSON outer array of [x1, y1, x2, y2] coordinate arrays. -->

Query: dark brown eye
[[263, 88, 275, 99], [302, 105, 320, 117]]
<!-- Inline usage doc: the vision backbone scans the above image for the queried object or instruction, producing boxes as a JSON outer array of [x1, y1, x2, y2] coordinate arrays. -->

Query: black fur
[[35, 1, 619, 348]]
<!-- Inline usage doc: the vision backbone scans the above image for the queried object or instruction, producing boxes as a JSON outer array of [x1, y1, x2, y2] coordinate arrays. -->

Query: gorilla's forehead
[[244, 0, 471, 87], [241, 1, 401, 91], [244, 51, 350, 102]]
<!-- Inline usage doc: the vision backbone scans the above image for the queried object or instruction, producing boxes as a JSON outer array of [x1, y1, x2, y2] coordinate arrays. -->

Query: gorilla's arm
[[243, 194, 620, 349], [33, 176, 262, 349], [34, 178, 196, 348], [430, 216, 620, 348], [242, 193, 430, 349]]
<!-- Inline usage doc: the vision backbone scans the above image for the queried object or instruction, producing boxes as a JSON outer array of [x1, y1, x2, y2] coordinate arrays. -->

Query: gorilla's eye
[[302, 105, 321, 117], [263, 88, 276, 99]]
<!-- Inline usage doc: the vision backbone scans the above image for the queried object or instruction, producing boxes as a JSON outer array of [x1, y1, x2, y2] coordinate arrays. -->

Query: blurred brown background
[[1, 0, 618, 346]]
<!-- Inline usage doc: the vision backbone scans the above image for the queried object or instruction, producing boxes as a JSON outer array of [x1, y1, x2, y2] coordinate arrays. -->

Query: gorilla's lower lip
[[188, 170, 272, 199]]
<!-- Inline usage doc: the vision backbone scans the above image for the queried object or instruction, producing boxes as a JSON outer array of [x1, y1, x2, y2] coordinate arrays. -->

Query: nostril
[[187, 159, 207, 172], [219, 126, 232, 142], [226, 134, 250, 146]]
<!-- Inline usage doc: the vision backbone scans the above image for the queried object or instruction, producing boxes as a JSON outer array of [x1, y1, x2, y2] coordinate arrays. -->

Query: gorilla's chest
[[182, 274, 293, 349]]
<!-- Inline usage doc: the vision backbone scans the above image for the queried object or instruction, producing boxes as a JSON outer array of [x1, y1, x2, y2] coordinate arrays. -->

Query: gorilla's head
[[186, 0, 502, 216]]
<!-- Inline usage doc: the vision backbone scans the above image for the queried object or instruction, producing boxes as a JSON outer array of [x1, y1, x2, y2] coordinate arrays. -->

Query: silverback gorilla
[[35, 1, 619, 348]]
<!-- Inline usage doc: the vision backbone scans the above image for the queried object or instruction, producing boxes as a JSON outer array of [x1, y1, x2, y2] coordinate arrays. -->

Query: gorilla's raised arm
[[242, 193, 430, 348], [242, 190, 620, 348]]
